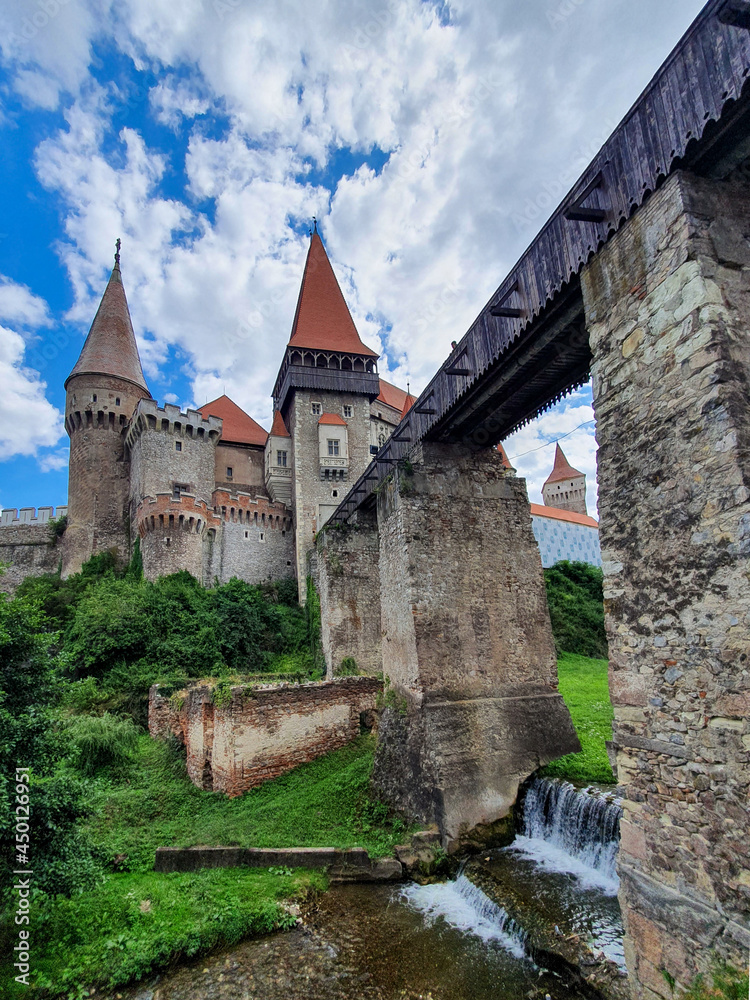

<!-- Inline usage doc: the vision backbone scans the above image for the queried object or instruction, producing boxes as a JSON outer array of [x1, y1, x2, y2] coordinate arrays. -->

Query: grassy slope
[[1, 735, 406, 999], [85, 733, 407, 872], [543, 652, 615, 784]]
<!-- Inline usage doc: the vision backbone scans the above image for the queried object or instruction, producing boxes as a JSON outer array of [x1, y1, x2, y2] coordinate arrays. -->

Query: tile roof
[[543, 444, 585, 486], [400, 393, 417, 420], [270, 410, 291, 437], [288, 232, 378, 357], [198, 395, 268, 447], [530, 503, 599, 529], [376, 379, 410, 412], [497, 442, 512, 469], [318, 412, 347, 426], [66, 262, 149, 392]]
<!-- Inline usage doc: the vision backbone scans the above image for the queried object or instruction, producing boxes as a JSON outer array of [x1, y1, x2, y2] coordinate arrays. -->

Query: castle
[[0, 231, 597, 594]]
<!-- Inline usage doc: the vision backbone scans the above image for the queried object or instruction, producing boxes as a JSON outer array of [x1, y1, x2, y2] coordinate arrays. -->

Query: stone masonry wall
[[372, 442, 580, 847], [0, 524, 62, 594], [317, 508, 382, 678], [149, 677, 380, 796], [581, 170, 750, 995]]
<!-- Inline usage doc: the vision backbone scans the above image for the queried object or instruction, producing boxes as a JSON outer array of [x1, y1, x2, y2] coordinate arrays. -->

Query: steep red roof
[[199, 395, 268, 447], [530, 503, 598, 529], [269, 410, 291, 438], [66, 261, 149, 392], [318, 412, 347, 426], [376, 379, 409, 412], [400, 393, 417, 420], [543, 444, 585, 487], [288, 232, 378, 357]]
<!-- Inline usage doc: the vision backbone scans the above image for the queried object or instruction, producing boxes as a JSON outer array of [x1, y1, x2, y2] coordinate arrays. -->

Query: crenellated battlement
[[1, 505, 68, 528], [211, 489, 291, 530], [125, 399, 222, 451], [135, 493, 221, 538]]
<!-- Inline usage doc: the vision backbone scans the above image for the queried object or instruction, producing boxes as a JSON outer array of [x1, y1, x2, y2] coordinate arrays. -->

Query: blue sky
[[0, 0, 706, 515]]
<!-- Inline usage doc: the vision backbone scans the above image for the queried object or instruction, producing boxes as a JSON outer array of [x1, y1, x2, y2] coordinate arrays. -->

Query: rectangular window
[[328, 439, 340, 456], [343, 405, 352, 418], [226, 466, 233, 478], [175, 441, 182, 452], [276, 450, 287, 467], [311, 402, 322, 415], [172, 483, 189, 500]]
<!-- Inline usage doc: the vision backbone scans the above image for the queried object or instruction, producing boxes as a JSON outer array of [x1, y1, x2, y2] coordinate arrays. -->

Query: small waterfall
[[512, 777, 622, 895], [400, 874, 529, 959]]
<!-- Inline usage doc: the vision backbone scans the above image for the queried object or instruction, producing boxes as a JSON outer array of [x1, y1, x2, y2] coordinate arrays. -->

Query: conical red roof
[[543, 444, 584, 486], [66, 262, 149, 392], [199, 395, 268, 447], [270, 410, 290, 438], [288, 232, 378, 357], [400, 393, 417, 420]]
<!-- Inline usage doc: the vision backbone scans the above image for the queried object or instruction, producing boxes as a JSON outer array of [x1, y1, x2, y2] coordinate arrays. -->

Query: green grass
[[83, 733, 408, 874], [542, 652, 615, 784], [0, 867, 325, 1000]]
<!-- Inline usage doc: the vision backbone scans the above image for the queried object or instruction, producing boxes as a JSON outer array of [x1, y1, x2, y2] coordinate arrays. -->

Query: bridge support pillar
[[317, 508, 382, 678], [582, 170, 750, 995], [372, 441, 580, 849]]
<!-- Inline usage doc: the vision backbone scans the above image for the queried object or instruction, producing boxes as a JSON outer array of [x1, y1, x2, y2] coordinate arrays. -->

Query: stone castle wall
[[582, 170, 750, 994], [0, 523, 63, 594], [149, 677, 380, 795]]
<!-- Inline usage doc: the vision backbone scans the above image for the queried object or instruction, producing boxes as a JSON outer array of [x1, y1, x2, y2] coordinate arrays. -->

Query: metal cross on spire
[[115, 238, 121, 266]]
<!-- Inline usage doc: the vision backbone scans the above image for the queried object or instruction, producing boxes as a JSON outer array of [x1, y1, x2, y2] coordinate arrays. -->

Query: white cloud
[[0, 276, 52, 328], [149, 76, 209, 130], [503, 387, 598, 516], [0, 323, 64, 461], [38, 448, 69, 472]]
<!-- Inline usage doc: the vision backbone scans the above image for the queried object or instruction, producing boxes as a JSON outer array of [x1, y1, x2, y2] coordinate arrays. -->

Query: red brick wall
[[149, 677, 380, 796]]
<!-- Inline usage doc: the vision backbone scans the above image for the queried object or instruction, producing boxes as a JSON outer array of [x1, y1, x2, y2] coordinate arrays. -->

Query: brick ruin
[[149, 676, 380, 796]]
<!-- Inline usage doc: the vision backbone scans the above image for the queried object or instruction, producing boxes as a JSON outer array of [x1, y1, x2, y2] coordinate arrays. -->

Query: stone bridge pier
[[582, 170, 750, 994], [318, 441, 580, 849]]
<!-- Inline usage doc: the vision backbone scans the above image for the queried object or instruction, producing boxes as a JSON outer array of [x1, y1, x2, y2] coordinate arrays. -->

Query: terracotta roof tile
[[376, 379, 410, 411], [530, 502, 599, 528], [318, 412, 347, 426], [497, 442, 512, 469], [270, 410, 291, 437], [288, 232, 378, 357], [400, 393, 417, 420], [199, 395, 268, 446], [543, 444, 585, 486], [66, 263, 149, 392]]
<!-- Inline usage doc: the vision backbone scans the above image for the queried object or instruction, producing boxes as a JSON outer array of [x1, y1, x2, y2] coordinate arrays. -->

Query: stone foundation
[[582, 170, 750, 994], [0, 523, 62, 594], [372, 442, 580, 848], [149, 676, 380, 796]]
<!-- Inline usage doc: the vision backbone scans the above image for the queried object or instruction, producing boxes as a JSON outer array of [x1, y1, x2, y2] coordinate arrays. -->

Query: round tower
[[62, 244, 151, 576]]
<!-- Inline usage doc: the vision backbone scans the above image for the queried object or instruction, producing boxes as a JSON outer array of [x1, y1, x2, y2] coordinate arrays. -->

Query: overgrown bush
[[544, 560, 607, 658], [66, 713, 140, 776]]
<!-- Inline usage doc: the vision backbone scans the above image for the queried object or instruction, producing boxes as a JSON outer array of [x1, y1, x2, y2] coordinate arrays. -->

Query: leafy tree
[[544, 560, 607, 658]]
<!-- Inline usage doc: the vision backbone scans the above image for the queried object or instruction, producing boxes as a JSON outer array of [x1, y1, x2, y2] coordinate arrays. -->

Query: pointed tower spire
[[542, 444, 587, 516], [287, 231, 378, 357], [65, 244, 149, 392]]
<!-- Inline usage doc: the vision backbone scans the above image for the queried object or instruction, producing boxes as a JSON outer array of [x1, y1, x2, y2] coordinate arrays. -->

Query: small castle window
[[332, 490, 339, 498], [259, 532, 265, 542], [328, 439, 340, 456], [175, 441, 182, 452], [343, 405, 352, 418], [92, 394, 97, 403], [165, 537, 170, 546], [244, 531, 249, 539], [276, 450, 287, 467], [311, 402, 322, 415], [226, 467, 233, 479], [172, 483, 189, 500], [115, 397, 120, 406]]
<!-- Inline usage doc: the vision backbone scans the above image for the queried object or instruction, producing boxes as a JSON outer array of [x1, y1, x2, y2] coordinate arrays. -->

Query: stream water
[[114, 779, 624, 1000]]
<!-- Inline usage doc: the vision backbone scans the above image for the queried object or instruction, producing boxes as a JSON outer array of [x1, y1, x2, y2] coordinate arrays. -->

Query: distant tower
[[271, 230, 380, 593], [63, 245, 151, 575], [542, 444, 588, 516]]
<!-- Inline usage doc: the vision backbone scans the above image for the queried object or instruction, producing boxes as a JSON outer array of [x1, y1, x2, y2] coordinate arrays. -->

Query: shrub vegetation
[[544, 560, 607, 659]]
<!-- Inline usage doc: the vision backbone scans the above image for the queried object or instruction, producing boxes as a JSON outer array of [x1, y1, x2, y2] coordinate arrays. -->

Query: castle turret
[[542, 444, 588, 516], [63, 244, 151, 575], [265, 410, 292, 506], [271, 227, 381, 592]]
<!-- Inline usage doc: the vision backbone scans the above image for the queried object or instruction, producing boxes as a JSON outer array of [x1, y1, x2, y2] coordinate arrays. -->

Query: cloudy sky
[[0, 0, 705, 515]]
